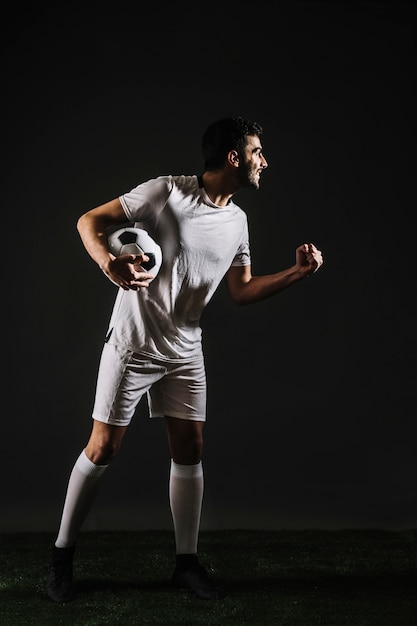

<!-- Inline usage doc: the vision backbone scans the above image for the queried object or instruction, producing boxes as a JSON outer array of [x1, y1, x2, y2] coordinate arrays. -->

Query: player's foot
[[172, 558, 225, 600], [46, 545, 76, 603]]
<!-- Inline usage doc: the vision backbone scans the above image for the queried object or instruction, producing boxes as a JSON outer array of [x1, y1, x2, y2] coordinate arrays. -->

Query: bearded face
[[235, 135, 268, 190], [236, 156, 261, 189]]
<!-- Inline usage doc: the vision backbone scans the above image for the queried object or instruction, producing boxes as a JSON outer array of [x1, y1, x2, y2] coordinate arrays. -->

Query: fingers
[[110, 254, 154, 290], [114, 270, 154, 290], [132, 253, 149, 265], [126, 273, 154, 290], [301, 242, 324, 274]]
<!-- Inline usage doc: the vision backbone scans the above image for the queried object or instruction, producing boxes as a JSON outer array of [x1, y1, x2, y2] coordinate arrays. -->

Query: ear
[[228, 150, 240, 167]]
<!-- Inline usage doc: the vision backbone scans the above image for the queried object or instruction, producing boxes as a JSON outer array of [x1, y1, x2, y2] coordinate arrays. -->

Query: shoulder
[[170, 174, 199, 193], [132, 175, 198, 197]]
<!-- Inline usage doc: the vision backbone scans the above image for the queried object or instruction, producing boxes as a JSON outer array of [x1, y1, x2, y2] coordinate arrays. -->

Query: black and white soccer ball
[[107, 227, 162, 281]]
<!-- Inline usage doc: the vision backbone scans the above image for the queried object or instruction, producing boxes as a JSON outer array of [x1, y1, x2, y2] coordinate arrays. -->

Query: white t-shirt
[[105, 174, 251, 361]]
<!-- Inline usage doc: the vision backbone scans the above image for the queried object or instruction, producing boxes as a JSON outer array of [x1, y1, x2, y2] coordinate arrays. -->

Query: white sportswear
[[104, 174, 251, 361]]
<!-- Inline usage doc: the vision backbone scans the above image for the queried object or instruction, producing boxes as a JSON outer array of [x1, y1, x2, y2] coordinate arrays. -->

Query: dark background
[[2, 1, 416, 533]]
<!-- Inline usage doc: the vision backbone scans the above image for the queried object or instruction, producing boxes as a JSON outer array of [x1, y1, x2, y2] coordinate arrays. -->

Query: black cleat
[[46, 545, 76, 603], [172, 561, 225, 600]]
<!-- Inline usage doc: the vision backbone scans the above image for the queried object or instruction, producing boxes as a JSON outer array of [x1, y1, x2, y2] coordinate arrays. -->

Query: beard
[[236, 159, 260, 190]]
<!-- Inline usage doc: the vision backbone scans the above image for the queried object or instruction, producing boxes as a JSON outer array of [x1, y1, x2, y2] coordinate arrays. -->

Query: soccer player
[[46, 117, 324, 602]]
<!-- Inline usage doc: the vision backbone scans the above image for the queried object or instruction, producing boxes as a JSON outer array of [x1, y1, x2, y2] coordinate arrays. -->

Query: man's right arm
[[77, 198, 127, 271], [77, 198, 153, 291]]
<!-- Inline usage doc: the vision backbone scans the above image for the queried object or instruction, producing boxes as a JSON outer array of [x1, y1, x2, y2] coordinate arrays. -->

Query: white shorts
[[91, 343, 207, 426]]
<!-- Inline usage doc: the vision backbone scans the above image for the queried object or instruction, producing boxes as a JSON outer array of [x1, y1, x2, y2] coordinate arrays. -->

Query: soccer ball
[[107, 227, 162, 280]]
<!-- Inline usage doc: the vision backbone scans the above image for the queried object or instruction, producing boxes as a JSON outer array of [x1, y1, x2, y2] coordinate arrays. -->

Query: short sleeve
[[119, 176, 173, 222]]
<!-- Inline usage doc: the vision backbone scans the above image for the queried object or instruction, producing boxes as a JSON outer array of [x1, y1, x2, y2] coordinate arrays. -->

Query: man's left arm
[[224, 243, 323, 305]]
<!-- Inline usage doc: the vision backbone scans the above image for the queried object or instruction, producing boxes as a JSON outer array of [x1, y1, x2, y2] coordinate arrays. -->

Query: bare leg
[[165, 416, 224, 599], [47, 421, 129, 602], [165, 415, 203, 465], [55, 421, 128, 547], [165, 416, 204, 554]]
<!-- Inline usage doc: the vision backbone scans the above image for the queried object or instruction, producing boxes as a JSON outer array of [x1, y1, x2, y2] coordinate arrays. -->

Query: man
[[46, 116, 324, 603]]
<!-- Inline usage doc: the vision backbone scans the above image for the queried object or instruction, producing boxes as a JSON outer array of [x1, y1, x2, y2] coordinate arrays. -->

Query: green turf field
[[1, 529, 416, 625]]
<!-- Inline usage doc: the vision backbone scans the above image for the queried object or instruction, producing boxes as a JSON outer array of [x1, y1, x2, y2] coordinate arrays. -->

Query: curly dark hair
[[201, 117, 263, 171]]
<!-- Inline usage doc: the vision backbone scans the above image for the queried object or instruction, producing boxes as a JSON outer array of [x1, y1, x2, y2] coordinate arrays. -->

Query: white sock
[[55, 450, 108, 548], [169, 459, 204, 555]]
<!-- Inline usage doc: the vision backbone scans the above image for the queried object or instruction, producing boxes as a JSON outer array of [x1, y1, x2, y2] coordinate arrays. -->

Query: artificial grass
[[0, 529, 416, 625]]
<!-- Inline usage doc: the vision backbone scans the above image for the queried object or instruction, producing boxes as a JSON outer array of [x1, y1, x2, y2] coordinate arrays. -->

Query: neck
[[201, 171, 238, 207]]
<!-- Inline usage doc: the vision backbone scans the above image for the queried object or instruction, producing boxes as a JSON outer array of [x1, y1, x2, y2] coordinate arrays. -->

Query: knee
[[85, 422, 127, 465], [165, 417, 204, 465], [172, 432, 203, 465], [186, 440, 203, 465], [85, 437, 122, 465]]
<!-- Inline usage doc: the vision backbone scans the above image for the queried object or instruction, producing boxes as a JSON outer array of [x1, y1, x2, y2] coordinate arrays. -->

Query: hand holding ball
[[107, 227, 162, 282]]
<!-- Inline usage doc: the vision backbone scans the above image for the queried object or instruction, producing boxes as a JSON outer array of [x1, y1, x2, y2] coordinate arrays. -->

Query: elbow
[[76, 213, 87, 235], [230, 293, 250, 306], [77, 213, 95, 240], [227, 284, 252, 306]]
